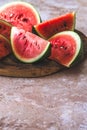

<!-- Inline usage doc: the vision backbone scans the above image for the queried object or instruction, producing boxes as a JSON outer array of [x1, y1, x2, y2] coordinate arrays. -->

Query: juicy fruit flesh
[[49, 34, 76, 65], [0, 19, 12, 40], [0, 2, 40, 32], [34, 12, 75, 39], [11, 27, 50, 63], [14, 32, 48, 59], [0, 34, 11, 59]]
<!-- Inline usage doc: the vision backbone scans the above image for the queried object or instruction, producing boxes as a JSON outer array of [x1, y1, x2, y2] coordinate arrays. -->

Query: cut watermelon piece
[[11, 27, 51, 63], [0, 1, 41, 32], [0, 34, 11, 59], [48, 31, 84, 67], [33, 12, 75, 39], [0, 19, 12, 40]]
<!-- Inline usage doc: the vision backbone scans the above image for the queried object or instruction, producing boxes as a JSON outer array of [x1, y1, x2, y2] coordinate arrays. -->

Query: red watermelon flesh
[[0, 34, 11, 59], [0, 2, 41, 32], [11, 27, 51, 63], [49, 34, 76, 65], [34, 12, 75, 39], [48, 31, 82, 67]]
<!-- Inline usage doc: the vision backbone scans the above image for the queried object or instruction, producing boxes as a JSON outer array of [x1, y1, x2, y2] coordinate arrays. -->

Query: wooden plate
[[0, 30, 86, 78]]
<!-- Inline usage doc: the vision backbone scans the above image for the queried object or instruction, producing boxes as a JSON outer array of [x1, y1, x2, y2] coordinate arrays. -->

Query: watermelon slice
[[0, 19, 12, 40], [33, 12, 75, 39], [0, 1, 41, 32], [0, 34, 11, 59], [10, 27, 51, 63], [48, 31, 84, 67]]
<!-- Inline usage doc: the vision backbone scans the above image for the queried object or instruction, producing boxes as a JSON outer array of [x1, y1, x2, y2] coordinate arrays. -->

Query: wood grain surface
[[0, 30, 86, 78]]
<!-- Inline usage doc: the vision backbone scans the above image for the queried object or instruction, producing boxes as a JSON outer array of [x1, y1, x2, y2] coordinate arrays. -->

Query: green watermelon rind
[[0, 1, 41, 26], [69, 31, 84, 67], [71, 12, 76, 30], [33, 12, 76, 39], [66, 31, 84, 67], [0, 19, 12, 27], [0, 34, 10, 44], [48, 31, 83, 67], [0, 19, 12, 40], [11, 27, 51, 63]]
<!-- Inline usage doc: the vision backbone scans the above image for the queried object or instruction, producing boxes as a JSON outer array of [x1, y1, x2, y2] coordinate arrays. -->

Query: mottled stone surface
[[0, 0, 87, 130]]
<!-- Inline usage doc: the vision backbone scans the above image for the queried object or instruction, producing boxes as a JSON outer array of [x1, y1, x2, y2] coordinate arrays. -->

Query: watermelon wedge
[[33, 12, 75, 39], [10, 27, 51, 63], [0, 1, 41, 32], [48, 31, 84, 67]]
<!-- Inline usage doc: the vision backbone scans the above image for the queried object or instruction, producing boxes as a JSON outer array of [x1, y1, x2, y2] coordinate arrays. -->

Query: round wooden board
[[0, 55, 63, 78], [0, 30, 86, 78]]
